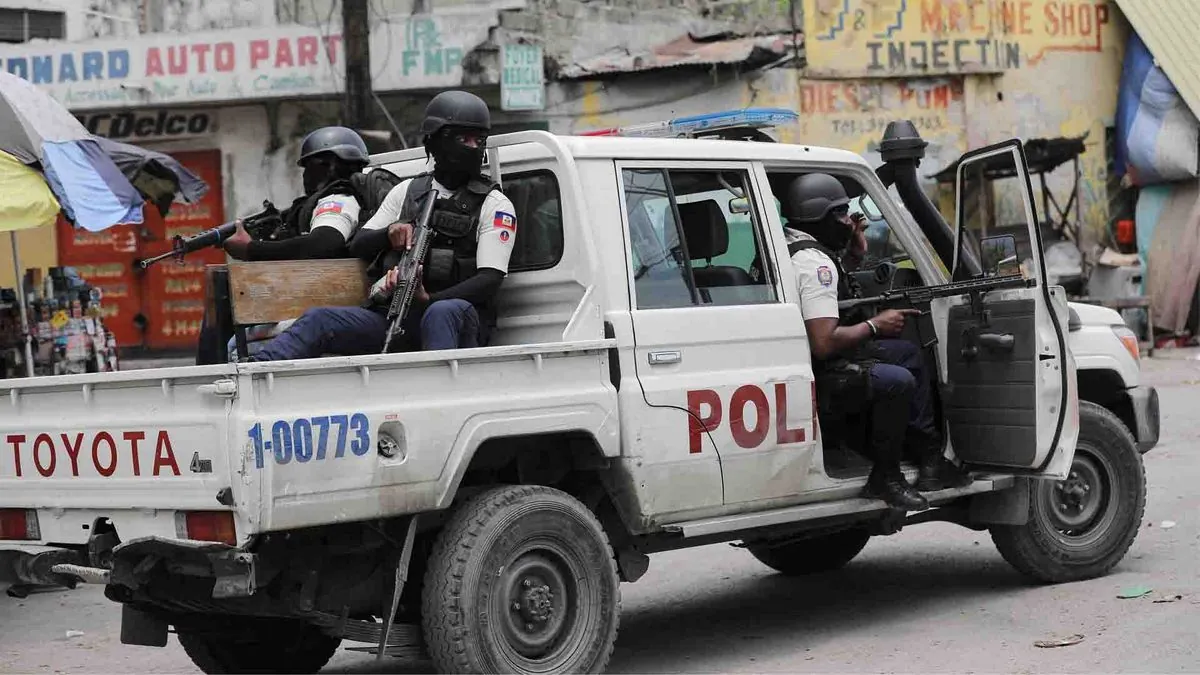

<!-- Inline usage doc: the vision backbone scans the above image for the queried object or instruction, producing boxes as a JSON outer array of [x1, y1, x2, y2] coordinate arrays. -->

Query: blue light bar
[[580, 107, 799, 138]]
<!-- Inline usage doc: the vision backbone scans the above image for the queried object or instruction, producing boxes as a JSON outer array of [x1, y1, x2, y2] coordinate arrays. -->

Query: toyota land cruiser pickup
[[0, 118, 1146, 675]]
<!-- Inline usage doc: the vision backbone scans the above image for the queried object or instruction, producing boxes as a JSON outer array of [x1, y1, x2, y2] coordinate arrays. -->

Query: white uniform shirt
[[361, 176, 517, 274], [785, 227, 840, 320], [308, 192, 362, 241]]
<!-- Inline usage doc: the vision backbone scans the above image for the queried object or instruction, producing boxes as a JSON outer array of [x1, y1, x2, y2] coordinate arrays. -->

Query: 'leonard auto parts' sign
[[0, 12, 495, 110]]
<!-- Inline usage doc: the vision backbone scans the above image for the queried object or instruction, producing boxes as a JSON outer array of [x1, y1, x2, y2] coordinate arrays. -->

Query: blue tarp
[[1114, 31, 1200, 185]]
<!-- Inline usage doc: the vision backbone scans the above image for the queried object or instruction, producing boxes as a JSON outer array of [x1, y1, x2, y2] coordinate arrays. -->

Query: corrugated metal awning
[[1115, 0, 1200, 116], [555, 32, 799, 80]]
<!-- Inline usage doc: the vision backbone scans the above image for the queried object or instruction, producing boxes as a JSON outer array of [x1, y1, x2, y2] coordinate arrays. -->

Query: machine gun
[[839, 274, 1032, 348], [380, 191, 438, 353], [138, 200, 283, 268]]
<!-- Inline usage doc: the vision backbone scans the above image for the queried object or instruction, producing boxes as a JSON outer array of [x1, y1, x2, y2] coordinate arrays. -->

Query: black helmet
[[782, 173, 850, 223], [419, 90, 491, 137], [297, 126, 370, 166]]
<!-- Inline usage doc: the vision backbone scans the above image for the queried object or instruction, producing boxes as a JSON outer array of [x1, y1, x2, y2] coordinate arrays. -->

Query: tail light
[[0, 509, 40, 540], [178, 511, 236, 545]]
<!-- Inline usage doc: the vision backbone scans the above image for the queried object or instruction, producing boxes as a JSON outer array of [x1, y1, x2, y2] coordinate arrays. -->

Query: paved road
[[2, 359, 1196, 673]]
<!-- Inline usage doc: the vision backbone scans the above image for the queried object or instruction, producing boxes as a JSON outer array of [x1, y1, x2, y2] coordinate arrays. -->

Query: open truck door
[[935, 139, 1078, 479]]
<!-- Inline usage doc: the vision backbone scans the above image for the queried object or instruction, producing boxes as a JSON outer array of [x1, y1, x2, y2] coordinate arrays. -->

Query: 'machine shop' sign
[[0, 14, 494, 110]]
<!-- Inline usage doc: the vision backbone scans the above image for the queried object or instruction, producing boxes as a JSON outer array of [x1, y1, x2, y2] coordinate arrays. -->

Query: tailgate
[[0, 365, 245, 546]]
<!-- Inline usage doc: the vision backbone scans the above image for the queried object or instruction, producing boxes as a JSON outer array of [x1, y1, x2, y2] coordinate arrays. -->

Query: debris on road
[[1118, 585, 1154, 599], [64, 630, 84, 638], [1161, 520, 1177, 529], [1153, 594, 1183, 604], [1035, 634, 1085, 648]]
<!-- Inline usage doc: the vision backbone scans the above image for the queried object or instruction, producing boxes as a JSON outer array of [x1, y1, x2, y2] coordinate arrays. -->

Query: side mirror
[[980, 234, 1018, 277], [728, 197, 751, 214]]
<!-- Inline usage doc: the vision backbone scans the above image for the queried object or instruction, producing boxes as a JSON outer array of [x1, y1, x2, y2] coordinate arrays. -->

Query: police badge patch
[[816, 266, 833, 287]]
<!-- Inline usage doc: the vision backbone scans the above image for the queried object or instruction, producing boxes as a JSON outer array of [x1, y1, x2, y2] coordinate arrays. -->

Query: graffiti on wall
[[803, 0, 1115, 77]]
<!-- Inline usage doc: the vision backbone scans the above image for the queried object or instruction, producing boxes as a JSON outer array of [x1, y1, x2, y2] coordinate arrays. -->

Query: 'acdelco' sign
[[76, 110, 216, 141]]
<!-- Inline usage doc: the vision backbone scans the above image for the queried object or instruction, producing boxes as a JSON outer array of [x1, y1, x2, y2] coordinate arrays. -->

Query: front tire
[[177, 620, 340, 674], [746, 528, 871, 576], [421, 485, 620, 674], [990, 401, 1146, 583]]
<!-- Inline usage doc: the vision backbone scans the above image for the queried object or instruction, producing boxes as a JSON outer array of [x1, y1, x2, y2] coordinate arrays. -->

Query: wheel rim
[[1036, 443, 1119, 549], [491, 539, 584, 671]]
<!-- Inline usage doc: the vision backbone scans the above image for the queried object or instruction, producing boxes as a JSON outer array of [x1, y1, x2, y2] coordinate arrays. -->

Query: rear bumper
[[1129, 386, 1160, 453]]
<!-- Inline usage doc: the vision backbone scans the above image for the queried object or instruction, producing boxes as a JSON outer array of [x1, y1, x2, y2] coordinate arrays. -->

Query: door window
[[621, 168, 777, 309], [952, 146, 1041, 282]]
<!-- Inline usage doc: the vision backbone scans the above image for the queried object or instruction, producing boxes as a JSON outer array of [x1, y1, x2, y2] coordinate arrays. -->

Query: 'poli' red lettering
[[6, 434, 24, 477], [61, 433, 84, 476], [775, 383, 806, 444], [124, 431, 145, 476], [93, 432, 117, 477], [687, 389, 722, 454], [33, 433, 55, 477], [153, 431, 180, 476], [729, 385, 770, 449]]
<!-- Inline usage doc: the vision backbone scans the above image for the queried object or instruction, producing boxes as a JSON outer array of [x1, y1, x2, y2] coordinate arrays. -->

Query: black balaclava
[[301, 155, 356, 195], [798, 205, 854, 254], [429, 127, 485, 189]]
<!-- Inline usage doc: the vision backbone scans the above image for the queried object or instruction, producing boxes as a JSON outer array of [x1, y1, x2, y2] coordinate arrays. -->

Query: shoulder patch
[[493, 211, 516, 232], [314, 200, 345, 217], [816, 266, 834, 287]]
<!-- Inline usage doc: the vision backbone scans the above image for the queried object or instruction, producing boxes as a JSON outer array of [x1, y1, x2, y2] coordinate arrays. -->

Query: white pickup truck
[[0, 117, 1150, 675]]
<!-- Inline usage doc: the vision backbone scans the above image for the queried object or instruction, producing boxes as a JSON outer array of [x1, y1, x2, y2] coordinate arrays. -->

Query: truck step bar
[[664, 476, 1014, 539]]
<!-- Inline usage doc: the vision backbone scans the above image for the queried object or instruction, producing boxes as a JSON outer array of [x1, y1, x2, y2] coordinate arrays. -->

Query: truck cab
[[0, 116, 1146, 675]]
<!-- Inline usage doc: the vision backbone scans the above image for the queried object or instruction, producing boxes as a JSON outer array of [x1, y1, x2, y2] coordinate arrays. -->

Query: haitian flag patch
[[493, 211, 516, 232], [314, 200, 344, 217]]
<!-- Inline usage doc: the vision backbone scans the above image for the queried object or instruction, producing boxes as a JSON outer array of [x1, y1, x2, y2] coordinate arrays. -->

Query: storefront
[[1, 10, 500, 354]]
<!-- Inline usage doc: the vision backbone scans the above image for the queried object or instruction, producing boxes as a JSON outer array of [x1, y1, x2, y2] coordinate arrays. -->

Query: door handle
[[647, 350, 681, 365], [978, 332, 1015, 352], [197, 378, 238, 398]]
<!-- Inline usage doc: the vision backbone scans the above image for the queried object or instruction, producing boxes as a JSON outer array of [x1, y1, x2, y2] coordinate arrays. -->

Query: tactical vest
[[379, 172, 499, 294]]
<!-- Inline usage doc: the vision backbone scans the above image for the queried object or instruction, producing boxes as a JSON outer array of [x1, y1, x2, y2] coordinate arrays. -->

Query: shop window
[[0, 10, 65, 43]]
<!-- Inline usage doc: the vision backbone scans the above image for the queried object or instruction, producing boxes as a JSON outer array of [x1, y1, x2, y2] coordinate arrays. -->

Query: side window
[[621, 167, 777, 309], [501, 169, 563, 272], [954, 158, 1037, 281]]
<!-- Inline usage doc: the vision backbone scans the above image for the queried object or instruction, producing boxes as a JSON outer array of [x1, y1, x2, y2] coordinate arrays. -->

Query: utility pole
[[342, 0, 372, 129]]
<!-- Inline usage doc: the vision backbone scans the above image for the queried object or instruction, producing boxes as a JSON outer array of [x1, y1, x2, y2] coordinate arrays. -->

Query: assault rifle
[[380, 190, 438, 353], [839, 274, 1032, 347], [138, 200, 282, 268]]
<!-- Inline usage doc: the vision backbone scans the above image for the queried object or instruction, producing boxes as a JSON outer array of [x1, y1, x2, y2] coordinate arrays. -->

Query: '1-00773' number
[[248, 414, 370, 468]]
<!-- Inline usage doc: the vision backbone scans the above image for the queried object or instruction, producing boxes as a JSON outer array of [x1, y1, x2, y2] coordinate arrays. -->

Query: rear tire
[[990, 401, 1146, 583], [746, 528, 871, 576], [421, 485, 620, 674], [177, 620, 340, 674]]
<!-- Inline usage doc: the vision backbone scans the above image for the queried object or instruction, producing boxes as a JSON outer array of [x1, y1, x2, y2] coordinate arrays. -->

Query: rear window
[[503, 169, 563, 272]]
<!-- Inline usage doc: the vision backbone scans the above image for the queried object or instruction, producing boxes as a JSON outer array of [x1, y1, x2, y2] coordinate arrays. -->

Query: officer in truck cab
[[783, 173, 971, 511], [193, 126, 372, 364], [239, 90, 516, 361]]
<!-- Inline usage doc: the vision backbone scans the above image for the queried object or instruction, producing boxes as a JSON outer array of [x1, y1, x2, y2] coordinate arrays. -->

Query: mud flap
[[121, 604, 169, 647], [967, 477, 1031, 526]]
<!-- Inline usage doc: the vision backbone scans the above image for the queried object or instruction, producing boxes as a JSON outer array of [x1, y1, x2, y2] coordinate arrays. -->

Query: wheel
[[421, 485, 620, 674], [177, 620, 340, 674], [746, 528, 871, 576], [990, 401, 1146, 583]]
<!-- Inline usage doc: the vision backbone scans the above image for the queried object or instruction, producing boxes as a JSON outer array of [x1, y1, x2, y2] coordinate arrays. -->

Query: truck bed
[[0, 340, 619, 546]]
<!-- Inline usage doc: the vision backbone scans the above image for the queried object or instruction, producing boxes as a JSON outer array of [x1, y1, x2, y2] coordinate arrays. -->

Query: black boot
[[916, 454, 974, 492], [864, 468, 930, 511]]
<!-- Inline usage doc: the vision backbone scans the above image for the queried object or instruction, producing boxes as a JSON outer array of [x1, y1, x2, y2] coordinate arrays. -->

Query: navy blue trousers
[[242, 299, 481, 362], [867, 338, 939, 466]]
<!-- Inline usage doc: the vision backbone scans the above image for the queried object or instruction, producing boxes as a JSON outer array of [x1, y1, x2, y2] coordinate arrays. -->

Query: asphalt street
[[1, 355, 1197, 673]]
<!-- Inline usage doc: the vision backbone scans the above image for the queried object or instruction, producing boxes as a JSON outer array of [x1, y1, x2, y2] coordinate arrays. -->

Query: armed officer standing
[[193, 126, 373, 364], [242, 90, 516, 361], [783, 173, 971, 511]]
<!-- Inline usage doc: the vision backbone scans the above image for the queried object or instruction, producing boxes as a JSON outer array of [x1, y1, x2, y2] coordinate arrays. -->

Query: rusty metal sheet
[[557, 32, 797, 79]]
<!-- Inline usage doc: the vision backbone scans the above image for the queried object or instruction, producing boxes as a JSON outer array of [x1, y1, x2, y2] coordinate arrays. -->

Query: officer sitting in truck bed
[[239, 90, 516, 361], [782, 173, 972, 511]]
